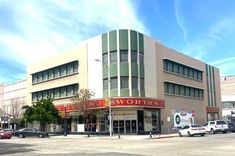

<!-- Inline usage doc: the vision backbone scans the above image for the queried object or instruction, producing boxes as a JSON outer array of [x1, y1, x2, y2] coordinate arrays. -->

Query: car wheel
[[211, 129, 215, 134], [38, 134, 44, 138], [201, 134, 205, 136], [187, 132, 191, 137], [179, 132, 182, 137], [223, 131, 227, 134], [19, 134, 24, 138]]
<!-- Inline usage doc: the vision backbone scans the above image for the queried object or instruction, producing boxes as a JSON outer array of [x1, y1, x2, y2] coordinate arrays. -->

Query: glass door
[[131, 120, 137, 133], [125, 120, 131, 133]]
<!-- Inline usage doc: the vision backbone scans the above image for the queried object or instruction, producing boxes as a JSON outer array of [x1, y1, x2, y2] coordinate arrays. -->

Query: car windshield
[[217, 121, 226, 125], [191, 124, 202, 127]]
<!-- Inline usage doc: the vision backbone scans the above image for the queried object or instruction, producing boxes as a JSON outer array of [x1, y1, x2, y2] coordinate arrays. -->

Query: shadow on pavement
[[0, 142, 35, 155]]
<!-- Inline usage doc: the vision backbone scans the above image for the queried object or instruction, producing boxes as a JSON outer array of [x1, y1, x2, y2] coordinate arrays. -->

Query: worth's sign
[[56, 97, 165, 112]]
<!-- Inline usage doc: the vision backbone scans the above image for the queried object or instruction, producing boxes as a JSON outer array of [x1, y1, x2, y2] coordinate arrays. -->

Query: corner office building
[[27, 29, 222, 134]]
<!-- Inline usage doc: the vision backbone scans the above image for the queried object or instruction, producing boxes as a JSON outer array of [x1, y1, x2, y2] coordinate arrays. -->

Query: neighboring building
[[27, 29, 222, 134], [221, 76, 235, 122], [0, 80, 27, 129]]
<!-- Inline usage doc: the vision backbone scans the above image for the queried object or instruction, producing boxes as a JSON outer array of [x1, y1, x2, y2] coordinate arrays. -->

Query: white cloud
[[174, 0, 189, 45], [0, 0, 148, 67]]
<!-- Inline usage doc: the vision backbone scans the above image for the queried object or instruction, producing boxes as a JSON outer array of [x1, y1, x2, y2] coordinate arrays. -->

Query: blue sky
[[0, 0, 235, 84]]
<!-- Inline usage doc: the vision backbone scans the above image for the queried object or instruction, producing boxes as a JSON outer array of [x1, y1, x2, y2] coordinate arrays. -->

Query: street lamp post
[[64, 105, 67, 136], [95, 59, 112, 139]]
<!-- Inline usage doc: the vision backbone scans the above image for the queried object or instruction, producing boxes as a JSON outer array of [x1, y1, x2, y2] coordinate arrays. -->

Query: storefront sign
[[112, 111, 137, 120], [55, 98, 165, 112], [206, 106, 219, 113]]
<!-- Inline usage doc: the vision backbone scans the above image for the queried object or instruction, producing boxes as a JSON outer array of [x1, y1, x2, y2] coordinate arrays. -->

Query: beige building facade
[[0, 80, 27, 129], [27, 29, 222, 134], [221, 76, 235, 121]]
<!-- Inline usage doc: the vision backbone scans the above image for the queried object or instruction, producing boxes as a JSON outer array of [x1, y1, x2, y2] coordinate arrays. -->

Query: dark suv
[[15, 128, 48, 138]]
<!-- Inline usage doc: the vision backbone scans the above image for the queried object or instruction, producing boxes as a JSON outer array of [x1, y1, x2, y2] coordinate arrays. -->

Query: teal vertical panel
[[102, 33, 108, 53], [110, 63, 118, 77], [103, 66, 108, 79], [131, 63, 138, 77], [119, 29, 128, 50], [131, 30, 137, 51], [111, 89, 118, 97], [120, 89, 130, 97], [140, 64, 145, 78], [120, 63, 129, 76], [109, 30, 117, 51], [139, 33, 144, 53], [132, 90, 139, 97]]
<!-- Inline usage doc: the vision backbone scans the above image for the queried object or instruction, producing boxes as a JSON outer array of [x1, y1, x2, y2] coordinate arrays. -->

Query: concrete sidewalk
[[50, 133, 178, 140]]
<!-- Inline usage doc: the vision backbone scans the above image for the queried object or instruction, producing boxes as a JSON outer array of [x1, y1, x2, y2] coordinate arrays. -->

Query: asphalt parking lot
[[1, 133, 235, 156]]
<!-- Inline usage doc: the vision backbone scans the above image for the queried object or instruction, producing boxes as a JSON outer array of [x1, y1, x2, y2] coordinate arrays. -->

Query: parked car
[[2, 129, 15, 135], [179, 124, 206, 137], [203, 120, 228, 134], [227, 122, 235, 132], [15, 128, 48, 138], [0, 131, 12, 139]]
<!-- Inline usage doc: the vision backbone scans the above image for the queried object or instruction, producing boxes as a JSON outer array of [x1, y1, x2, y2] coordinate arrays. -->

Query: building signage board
[[112, 111, 137, 120]]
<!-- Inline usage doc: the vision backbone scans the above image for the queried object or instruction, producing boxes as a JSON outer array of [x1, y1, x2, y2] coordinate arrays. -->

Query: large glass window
[[121, 76, 129, 89], [54, 88, 60, 99], [139, 53, 144, 64], [60, 87, 66, 98], [42, 71, 48, 81], [169, 83, 174, 94], [32, 75, 37, 84], [54, 67, 60, 78], [32, 93, 37, 102], [67, 63, 73, 75], [60, 65, 66, 76], [167, 61, 173, 72], [110, 77, 118, 89], [73, 61, 78, 73], [37, 72, 42, 82], [120, 50, 128, 62], [103, 53, 108, 65], [140, 78, 144, 90], [131, 51, 137, 63], [103, 79, 108, 90], [67, 85, 74, 96], [48, 69, 54, 80], [48, 89, 54, 98], [132, 77, 138, 89], [110, 51, 117, 64]]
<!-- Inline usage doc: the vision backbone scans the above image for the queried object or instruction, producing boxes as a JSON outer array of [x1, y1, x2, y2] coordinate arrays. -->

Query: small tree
[[22, 96, 59, 131], [71, 89, 102, 136]]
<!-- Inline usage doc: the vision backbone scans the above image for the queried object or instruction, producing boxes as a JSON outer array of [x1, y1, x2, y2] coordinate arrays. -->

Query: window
[[67, 63, 73, 75], [190, 88, 195, 97], [173, 63, 179, 73], [54, 88, 60, 99], [37, 72, 42, 82], [164, 83, 168, 93], [139, 53, 144, 64], [67, 85, 74, 96], [185, 87, 190, 96], [189, 68, 193, 78], [43, 91, 48, 98], [37, 92, 42, 100], [103, 53, 108, 65], [110, 51, 117, 64], [179, 65, 184, 75], [132, 77, 138, 89], [54, 67, 60, 78], [193, 70, 198, 79], [184, 67, 189, 76], [48, 69, 54, 79], [174, 85, 180, 95], [198, 72, 202, 80], [60, 87, 66, 97], [60, 65, 66, 76], [131, 51, 137, 63], [32, 93, 37, 102], [73, 61, 78, 73], [140, 78, 144, 90], [43, 71, 48, 81], [167, 61, 173, 72], [120, 50, 128, 62], [180, 86, 185, 96], [121, 76, 129, 89], [103, 79, 108, 90], [48, 89, 54, 98], [110, 77, 118, 89], [32, 74, 37, 84], [169, 83, 174, 94]]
